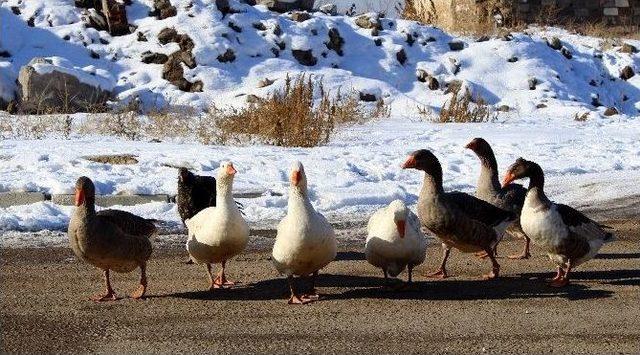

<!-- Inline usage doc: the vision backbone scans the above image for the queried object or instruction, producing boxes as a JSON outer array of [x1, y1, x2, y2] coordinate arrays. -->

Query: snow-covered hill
[[1, 0, 639, 116]]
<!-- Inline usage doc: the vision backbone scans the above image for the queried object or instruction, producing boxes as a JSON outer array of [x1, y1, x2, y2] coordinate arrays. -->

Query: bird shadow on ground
[[595, 252, 640, 260], [335, 251, 365, 261], [159, 271, 616, 302], [519, 269, 640, 287]]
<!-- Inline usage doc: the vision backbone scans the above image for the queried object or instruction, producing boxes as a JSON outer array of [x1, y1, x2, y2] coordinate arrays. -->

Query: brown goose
[[402, 149, 515, 279], [465, 137, 530, 259], [68, 177, 155, 301], [503, 158, 614, 287]]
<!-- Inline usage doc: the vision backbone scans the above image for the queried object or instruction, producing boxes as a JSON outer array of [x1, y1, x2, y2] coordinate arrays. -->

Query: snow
[[1, 0, 638, 115], [2, 114, 639, 240]]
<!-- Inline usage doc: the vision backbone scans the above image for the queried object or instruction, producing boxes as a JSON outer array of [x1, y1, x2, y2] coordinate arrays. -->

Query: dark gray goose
[[503, 158, 614, 287], [465, 137, 530, 259], [402, 149, 516, 279], [68, 176, 155, 301]]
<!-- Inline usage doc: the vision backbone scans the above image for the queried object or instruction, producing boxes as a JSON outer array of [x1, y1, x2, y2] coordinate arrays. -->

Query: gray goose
[[68, 176, 155, 301], [465, 137, 530, 259], [503, 158, 614, 287], [402, 149, 515, 279]]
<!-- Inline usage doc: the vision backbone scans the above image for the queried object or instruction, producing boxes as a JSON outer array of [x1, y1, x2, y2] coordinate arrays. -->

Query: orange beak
[[226, 164, 237, 175], [401, 156, 416, 169], [290, 170, 302, 186], [395, 220, 406, 238], [502, 171, 516, 188], [74, 188, 85, 206]]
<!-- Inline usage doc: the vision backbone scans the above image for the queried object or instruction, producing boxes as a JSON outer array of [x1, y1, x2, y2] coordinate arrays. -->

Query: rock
[[373, 38, 382, 46], [426, 76, 439, 90], [75, 0, 101, 8], [591, 94, 602, 107], [272, 24, 283, 36], [228, 21, 242, 32], [253, 22, 267, 31], [496, 105, 510, 112], [101, 0, 130, 36], [536, 103, 547, 109], [476, 35, 490, 42], [355, 15, 382, 30], [162, 55, 185, 83], [560, 47, 572, 59], [319, 3, 337, 15], [216, 0, 230, 15], [445, 80, 463, 95], [448, 57, 460, 75], [547, 36, 562, 50], [528, 77, 538, 90], [246, 94, 261, 103], [396, 48, 407, 65], [507, 56, 518, 63], [150, 0, 177, 19], [177, 34, 195, 52], [448, 41, 464, 51], [176, 51, 196, 68], [620, 43, 637, 54], [256, 0, 314, 12], [603, 107, 618, 116], [158, 27, 178, 44], [359, 92, 377, 102], [291, 11, 311, 22], [257, 78, 275, 88], [416, 69, 429, 82], [141, 51, 169, 64], [11, 6, 21, 15], [425, 36, 436, 43], [326, 28, 344, 56], [85, 154, 138, 165], [405, 33, 414, 46], [190, 80, 204, 93], [17, 57, 112, 113], [292, 49, 317, 66], [217, 48, 236, 63], [589, 79, 598, 87], [83, 8, 108, 31], [620, 66, 635, 80]]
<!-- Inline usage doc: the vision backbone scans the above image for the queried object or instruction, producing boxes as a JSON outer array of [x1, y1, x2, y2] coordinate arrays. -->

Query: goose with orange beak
[[272, 161, 337, 304], [68, 176, 156, 301], [186, 161, 249, 290], [365, 199, 427, 286], [503, 158, 614, 287], [402, 149, 515, 280]]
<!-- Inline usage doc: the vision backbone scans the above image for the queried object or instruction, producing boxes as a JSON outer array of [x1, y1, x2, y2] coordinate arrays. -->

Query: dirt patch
[[84, 154, 139, 165]]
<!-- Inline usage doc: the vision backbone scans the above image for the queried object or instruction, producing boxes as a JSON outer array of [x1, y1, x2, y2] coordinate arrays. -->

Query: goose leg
[[206, 263, 216, 291], [482, 248, 500, 280], [302, 271, 320, 301], [551, 266, 565, 281], [288, 276, 311, 305], [508, 235, 532, 260], [550, 260, 571, 287], [213, 260, 236, 289], [427, 245, 450, 279], [130, 263, 147, 299], [92, 269, 117, 302]]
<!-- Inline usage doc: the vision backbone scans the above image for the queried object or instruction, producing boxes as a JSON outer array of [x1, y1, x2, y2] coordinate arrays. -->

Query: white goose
[[272, 161, 337, 304], [366, 199, 427, 285], [186, 161, 249, 290]]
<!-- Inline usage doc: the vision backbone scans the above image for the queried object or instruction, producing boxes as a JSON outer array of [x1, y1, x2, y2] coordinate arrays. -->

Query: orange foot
[[130, 284, 146, 299], [91, 292, 117, 302], [212, 276, 236, 289], [288, 295, 312, 305], [302, 291, 320, 301], [508, 252, 531, 260], [426, 269, 448, 279], [482, 267, 500, 280], [549, 278, 569, 288]]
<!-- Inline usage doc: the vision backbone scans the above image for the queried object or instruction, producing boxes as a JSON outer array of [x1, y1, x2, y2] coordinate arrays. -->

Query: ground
[[1, 214, 638, 353]]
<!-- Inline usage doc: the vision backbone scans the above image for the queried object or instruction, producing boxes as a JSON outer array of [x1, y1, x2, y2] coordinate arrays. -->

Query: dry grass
[[436, 90, 494, 123], [210, 75, 379, 147], [574, 111, 589, 122]]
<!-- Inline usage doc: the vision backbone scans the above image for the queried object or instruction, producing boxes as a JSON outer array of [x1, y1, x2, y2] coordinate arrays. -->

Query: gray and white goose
[[402, 149, 516, 279], [466, 137, 530, 259], [503, 158, 614, 287]]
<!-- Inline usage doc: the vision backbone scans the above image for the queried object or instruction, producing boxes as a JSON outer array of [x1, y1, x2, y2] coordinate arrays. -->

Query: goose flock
[[67, 138, 615, 303]]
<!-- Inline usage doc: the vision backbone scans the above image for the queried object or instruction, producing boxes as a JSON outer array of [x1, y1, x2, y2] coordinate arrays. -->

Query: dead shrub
[[211, 74, 368, 147], [436, 90, 494, 123], [574, 111, 589, 122], [145, 107, 195, 140]]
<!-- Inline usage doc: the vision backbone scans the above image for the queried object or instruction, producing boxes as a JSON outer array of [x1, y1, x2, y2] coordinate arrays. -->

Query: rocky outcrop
[[101, 0, 130, 36], [17, 58, 112, 113], [141, 51, 169, 64], [150, 0, 177, 19], [620, 66, 635, 80], [448, 41, 464, 51], [325, 28, 344, 56], [217, 49, 236, 63], [292, 49, 316, 66], [291, 11, 311, 22], [355, 15, 382, 31], [157, 28, 200, 91], [256, 0, 314, 12]]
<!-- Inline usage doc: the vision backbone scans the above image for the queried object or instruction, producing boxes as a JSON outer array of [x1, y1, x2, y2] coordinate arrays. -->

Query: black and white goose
[[402, 149, 516, 279], [465, 137, 530, 259], [502, 158, 615, 287]]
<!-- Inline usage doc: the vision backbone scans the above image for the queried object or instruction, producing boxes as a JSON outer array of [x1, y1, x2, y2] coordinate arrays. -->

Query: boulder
[[150, 0, 177, 19], [620, 66, 635, 81], [292, 49, 317, 66], [291, 11, 311, 22], [448, 41, 464, 51], [620, 43, 637, 54], [257, 78, 275, 88], [603, 107, 618, 116], [547, 36, 562, 50], [141, 51, 169, 64], [318, 3, 337, 15], [217, 49, 236, 63], [528, 77, 538, 90], [162, 55, 201, 92], [326, 28, 344, 56], [158, 27, 178, 44], [359, 92, 377, 102], [83, 8, 108, 31], [17, 57, 112, 113], [416, 69, 429, 82], [256, 0, 314, 12], [101, 0, 130, 36], [396, 48, 407, 65], [355, 15, 382, 30], [426, 76, 439, 90], [560, 47, 572, 59]]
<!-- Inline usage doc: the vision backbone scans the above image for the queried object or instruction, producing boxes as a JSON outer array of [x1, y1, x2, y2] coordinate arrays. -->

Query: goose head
[[402, 149, 442, 180], [503, 158, 543, 187], [217, 161, 237, 187], [289, 161, 308, 193], [465, 137, 494, 161], [74, 176, 95, 207], [388, 199, 408, 238]]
